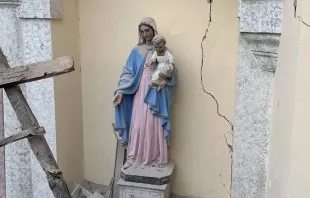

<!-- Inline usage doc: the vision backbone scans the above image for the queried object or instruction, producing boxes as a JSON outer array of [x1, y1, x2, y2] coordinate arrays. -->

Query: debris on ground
[[71, 183, 105, 198]]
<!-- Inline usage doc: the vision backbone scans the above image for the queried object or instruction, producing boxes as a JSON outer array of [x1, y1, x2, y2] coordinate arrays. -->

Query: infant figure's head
[[152, 35, 166, 53]]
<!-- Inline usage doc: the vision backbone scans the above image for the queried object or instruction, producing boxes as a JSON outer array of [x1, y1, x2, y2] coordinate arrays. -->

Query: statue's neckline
[[141, 44, 154, 50]]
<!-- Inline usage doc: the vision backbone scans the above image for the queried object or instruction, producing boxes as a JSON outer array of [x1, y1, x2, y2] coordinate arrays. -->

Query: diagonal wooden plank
[[112, 123, 125, 198], [0, 56, 74, 88], [0, 127, 45, 147], [0, 47, 71, 197]]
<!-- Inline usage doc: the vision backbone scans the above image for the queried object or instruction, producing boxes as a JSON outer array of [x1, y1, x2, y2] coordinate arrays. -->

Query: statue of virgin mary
[[113, 17, 177, 168]]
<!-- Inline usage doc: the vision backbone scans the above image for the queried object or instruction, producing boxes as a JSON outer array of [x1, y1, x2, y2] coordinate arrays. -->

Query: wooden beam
[[0, 127, 45, 147], [112, 124, 125, 198], [0, 48, 71, 197], [0, 56, 74, 88]]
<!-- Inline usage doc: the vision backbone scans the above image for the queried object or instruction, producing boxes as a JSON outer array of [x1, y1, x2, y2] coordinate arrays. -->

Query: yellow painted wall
[[288, 0, 310, 197], [267, 0, 301, 197], [268, 0, 310, 198], [49, 0, 310, 197], [51, 0, 84, 192], [78, 0, 238, 197]]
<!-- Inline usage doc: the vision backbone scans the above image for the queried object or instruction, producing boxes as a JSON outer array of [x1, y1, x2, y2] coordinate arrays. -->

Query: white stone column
[[232, 1, 283, 198], [0, 0, 62, 197], [0, 2, 32, 197]]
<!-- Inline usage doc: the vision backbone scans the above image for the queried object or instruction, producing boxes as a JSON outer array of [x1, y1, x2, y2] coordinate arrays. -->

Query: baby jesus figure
[[149, 35, 174, 90]]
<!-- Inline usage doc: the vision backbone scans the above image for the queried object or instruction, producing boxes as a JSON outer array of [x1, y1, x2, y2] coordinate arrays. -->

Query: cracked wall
[[78, 0, 238, 197], [267, 0, 310, 197]]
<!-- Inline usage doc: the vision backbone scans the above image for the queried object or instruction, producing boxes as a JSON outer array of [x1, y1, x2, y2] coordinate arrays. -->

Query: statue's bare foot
[[156, 168, 163, 172], [138, 165, 146, 169], [149, 82, 158, 89], [156, 164, 164, 171], [122, 162, 132, 170]]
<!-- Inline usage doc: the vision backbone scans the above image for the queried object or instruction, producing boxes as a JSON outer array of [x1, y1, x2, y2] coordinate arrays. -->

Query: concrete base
[[118, 161, 175, 198], [121, 162, 175, 185], [118, 179, 170, 198]]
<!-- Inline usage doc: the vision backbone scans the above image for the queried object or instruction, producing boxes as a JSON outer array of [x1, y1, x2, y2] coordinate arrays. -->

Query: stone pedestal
[[117, 162, 175, 198], [118, 179, 170, 198]]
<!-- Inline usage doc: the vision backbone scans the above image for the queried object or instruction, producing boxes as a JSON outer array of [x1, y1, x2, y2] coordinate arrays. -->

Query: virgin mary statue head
[[138, 17, 158, 45]]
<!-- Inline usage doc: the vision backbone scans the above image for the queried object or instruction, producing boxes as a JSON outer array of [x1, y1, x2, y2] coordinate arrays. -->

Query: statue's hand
[[158, 72, 166, 78], [166, 67, 174, 78], [146, 60, 154, 67], [113, 93, 123, 106]]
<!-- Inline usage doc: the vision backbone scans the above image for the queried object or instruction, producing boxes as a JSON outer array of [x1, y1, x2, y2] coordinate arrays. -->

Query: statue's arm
[[167, 50, 175, 65], [150, 51, 157, 65], [114, 48, 137, 96]]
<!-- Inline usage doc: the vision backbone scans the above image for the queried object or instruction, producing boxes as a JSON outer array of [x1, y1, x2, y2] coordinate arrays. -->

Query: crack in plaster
[[294, 0, 297, 17], [200, 1, 234, 196], [294, 1, 310, 28], [219, 159, 230, 195], [200, 2, 234, 151], [224, 133, 233, 152], [301, 19, 310, 27]]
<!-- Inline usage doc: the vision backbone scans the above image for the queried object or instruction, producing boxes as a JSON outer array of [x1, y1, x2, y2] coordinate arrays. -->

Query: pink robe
[[126, 52, 168, 167]]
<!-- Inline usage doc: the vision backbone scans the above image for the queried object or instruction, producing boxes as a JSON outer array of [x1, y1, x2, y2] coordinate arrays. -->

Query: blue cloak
[[114, 46, 177, 147]]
